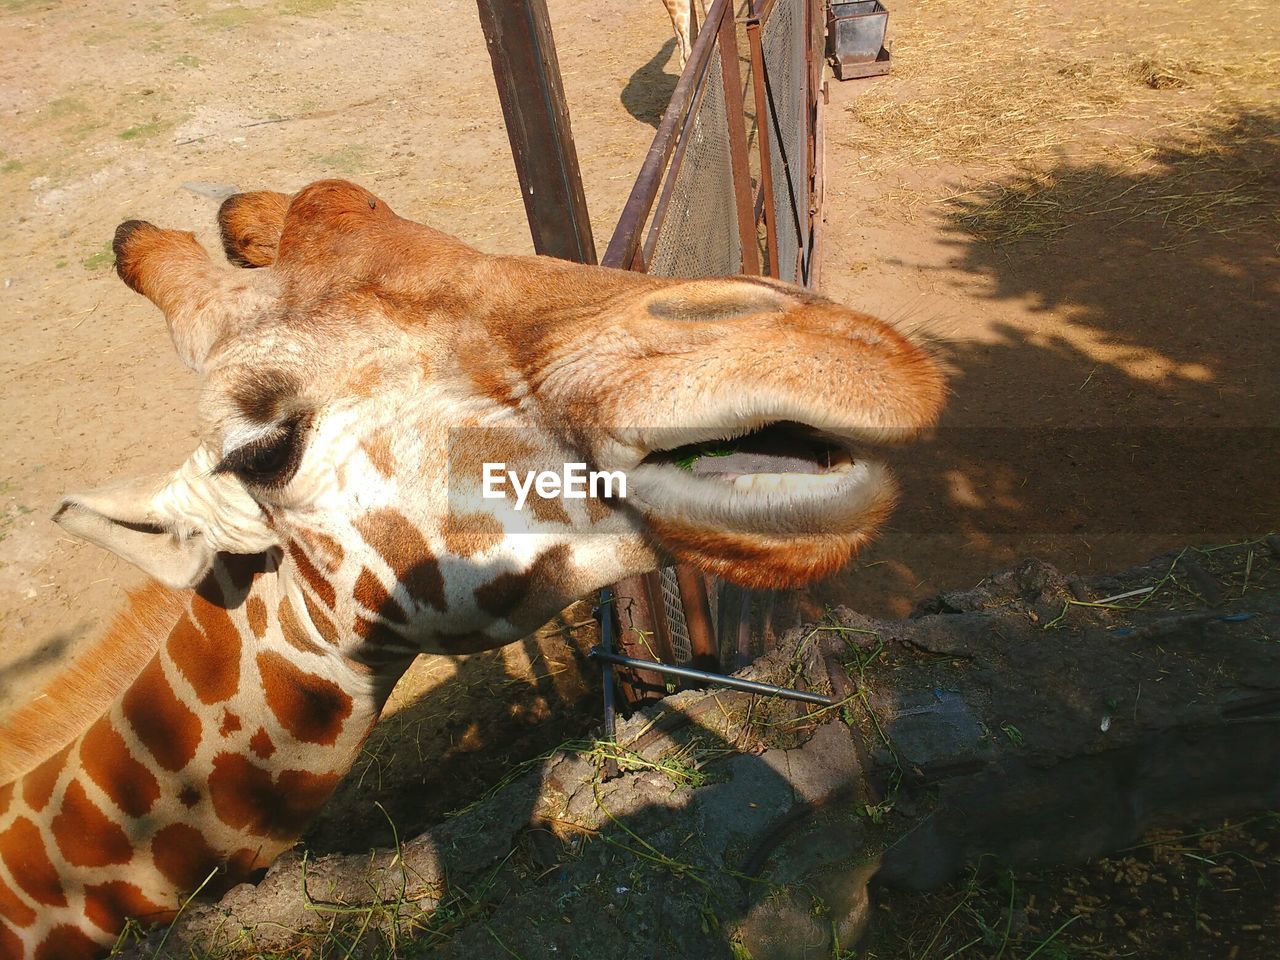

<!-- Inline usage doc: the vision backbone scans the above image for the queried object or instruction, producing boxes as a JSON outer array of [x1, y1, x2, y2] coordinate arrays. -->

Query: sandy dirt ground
[[1, 0, 1277, 847], [0, 0, 674, 704]]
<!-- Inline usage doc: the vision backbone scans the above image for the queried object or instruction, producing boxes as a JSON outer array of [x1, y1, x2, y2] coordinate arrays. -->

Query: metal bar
[[808, 77, 827, 289], [735, 587, 753, 665], [643, 571, 680, 666], [475, 0, 595, 264], [612, 574, 668, 705], [595, 587, 620, 778], [719, 8, 761, 275], [602, 0, 730, 269], [804, 0, 823, 283], [675, 564, 719, 673], [758, 31, 808, 281], [751, 0, 780, 23], [588, 647, 835, 706], [746, 18, 780, 277]]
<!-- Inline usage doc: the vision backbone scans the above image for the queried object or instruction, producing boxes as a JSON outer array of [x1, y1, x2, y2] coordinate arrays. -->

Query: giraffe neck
[[0, 552, 394, 960]]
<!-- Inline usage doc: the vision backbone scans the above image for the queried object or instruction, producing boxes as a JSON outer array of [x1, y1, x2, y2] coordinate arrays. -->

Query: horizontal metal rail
[[589, 646, 835, 706], [602, 0, 731, 269]]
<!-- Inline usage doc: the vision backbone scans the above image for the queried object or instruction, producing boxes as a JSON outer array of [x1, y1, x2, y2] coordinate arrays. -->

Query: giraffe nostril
[[645, 285, 793, 323]]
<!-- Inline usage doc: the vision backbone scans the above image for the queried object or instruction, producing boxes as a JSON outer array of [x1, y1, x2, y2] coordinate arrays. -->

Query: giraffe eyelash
[[216, 413, 312, 488]]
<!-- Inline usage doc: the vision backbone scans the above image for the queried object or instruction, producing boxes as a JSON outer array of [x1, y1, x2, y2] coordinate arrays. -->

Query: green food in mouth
[[675, 445, 737, 471]]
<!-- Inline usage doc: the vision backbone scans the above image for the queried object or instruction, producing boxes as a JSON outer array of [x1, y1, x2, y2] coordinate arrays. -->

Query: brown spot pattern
[[245, 595, 269, 637], [249, 728, 276, 759], [474, 545, 572, 620], [586, 493, 616, 524], [34, 925, 101, 960], [256, 650, 353, 745], [0, 920, 21, 959], [353, 617, 407, 651], [288, 540, 337, 609], [0, 817, 66, 907], [0, 871, 36, 927], [207, 753, 339, 840], [360, 431, 396, 477], [442, 512, 505, 557], [169, 607, 241, 705], [303, 590, 340, 646], [277, 596, 324, 654], [178, 787, 201, 809], [84, 880, 168, 934], [350, 361, 387, 399], [151, 822, 219, 891], [526, 492, 571, 526], [295, 528, 344, 572], [354, 509, 447, 612], [122, 658, 202, 772], [219, 710, 242, 736], [81, 717, 160, 819], [21, 742, 71, 812], [51, 780, 132, 867], [354, 566, 406, 621]]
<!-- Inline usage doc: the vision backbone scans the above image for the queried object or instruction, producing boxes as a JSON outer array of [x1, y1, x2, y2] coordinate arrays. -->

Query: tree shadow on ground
[[305, 603, 602, 853], [621, 37, 679, 127], [812, 105, 1280, 617]]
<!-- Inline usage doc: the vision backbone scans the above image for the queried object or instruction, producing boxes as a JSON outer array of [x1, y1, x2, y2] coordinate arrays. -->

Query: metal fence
[[603, 0, 828, 703]]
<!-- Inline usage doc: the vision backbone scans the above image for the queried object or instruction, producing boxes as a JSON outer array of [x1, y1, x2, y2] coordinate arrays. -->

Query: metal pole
[[718, 8, 761, 275], [675, 564, 720, 674], [476, 0, 596, 263], [595, 587, 621, 779], [588, 647, 835, 706]]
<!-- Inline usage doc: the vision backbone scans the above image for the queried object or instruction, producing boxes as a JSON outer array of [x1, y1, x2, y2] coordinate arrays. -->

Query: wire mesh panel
[[605, 0, 823, 685], [646, 51, 742, 278], [762, 0, 810, 283], [659, 567, 693, 664]]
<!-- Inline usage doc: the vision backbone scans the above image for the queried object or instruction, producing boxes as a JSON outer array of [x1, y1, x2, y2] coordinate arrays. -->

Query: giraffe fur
[[0, 179, 943, 958]]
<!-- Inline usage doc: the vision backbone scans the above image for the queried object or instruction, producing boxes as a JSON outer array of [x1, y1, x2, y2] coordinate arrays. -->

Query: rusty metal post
[[476, 0, 596, 264], [611, 574, 670, 707], [718, 8, 761, 275], [674, 565, 720, 673]]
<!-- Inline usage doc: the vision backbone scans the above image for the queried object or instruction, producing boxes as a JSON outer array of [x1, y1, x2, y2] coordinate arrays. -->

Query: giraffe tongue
[[689, 450, 828, 476], [655, 422, 845, 476]]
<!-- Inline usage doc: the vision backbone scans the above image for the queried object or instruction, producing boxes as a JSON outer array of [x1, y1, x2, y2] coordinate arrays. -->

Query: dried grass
[[944, 111, 1279, 245], [844, 0, 1280, 243]]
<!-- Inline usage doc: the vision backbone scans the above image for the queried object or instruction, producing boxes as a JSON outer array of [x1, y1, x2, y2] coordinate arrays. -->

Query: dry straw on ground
[[844, 0, 1280, 243]]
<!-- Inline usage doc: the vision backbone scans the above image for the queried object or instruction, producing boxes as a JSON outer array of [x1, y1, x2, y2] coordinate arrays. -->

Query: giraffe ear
[[54, 453, 278, 589]]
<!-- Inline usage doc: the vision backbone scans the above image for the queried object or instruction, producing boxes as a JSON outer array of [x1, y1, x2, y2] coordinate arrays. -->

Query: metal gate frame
[[603, 0, 829, 706]]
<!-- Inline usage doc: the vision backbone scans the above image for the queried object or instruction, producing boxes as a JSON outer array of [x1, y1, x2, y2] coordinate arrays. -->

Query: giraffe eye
[[218, 415, 310, 488]]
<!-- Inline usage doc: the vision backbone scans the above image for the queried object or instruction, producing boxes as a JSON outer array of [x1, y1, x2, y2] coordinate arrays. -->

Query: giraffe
[[662, 0, 708, 68], [0, 178, 944, 958]]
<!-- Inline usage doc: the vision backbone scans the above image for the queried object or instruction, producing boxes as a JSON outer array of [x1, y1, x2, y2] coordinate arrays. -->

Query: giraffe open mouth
[[627, 420, 897, 539], [642, 421, 853, 487]]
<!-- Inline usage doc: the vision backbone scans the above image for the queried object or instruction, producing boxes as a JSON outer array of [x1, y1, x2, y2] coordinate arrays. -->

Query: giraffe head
[[54, 179, 943, 663]]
